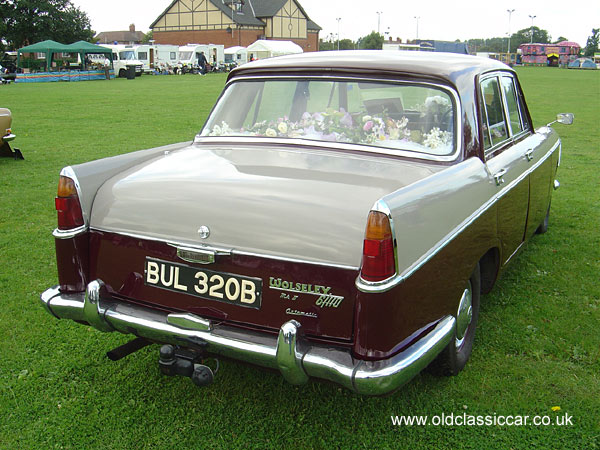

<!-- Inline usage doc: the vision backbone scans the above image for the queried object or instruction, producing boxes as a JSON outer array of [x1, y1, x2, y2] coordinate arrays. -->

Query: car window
[[501, 76, 524, 136], [202, 79, 457, 157], [480, 77, 509, 150]]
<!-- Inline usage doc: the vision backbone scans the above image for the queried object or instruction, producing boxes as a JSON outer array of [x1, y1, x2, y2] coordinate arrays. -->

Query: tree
[[360, 31, 384, 50], [509, 27, 551, 53], [141, 31, 153, 45], [584, 28, 599, 57], [466, 37, 506, 53], [1, 0, 94, 49]]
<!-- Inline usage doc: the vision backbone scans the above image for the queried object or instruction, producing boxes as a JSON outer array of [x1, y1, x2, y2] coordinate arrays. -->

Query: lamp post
[[414, 16, 420, 41], [528, 14, 536, 43], [336, 17, 341, 50], [376, 11, 383, 34], [506, 9, 515, 54]]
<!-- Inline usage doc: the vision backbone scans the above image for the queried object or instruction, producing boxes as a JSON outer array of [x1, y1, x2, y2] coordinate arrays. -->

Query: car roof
[[229, 50, 512, 87]]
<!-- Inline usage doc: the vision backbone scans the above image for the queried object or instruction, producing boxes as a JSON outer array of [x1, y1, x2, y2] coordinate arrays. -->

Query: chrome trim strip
[[356, 139, 560, 293], [89, 227, 359, 270], [168, 241, 233, 255], [232, 249, 359, 270], [53, 225, 88, 239], [176, 246, 217, 265], [167, 313, 212, 332], [558, 141, 562, 166], [39, 281, 455, 395], [196, 75, 463, 163]]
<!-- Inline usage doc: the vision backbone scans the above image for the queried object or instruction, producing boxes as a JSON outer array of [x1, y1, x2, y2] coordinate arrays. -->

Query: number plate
[[145, 257, 262, 309]]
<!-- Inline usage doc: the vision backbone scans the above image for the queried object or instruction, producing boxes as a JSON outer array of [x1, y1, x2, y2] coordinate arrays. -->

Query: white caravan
[[224, 46, 248, 65], [178, 44, 225, 69], [132, 45, 179, 73]]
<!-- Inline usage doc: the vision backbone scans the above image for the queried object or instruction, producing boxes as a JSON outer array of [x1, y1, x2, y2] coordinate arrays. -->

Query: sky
[[70, 0, 599, 48]]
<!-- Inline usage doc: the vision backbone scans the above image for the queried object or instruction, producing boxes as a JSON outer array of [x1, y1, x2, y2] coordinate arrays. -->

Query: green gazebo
[[17, 40, 112, 71]]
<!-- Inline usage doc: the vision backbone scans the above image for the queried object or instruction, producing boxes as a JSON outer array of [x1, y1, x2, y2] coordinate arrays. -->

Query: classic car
[[0, 108, 23, 159], [40, 51, 572, 395]]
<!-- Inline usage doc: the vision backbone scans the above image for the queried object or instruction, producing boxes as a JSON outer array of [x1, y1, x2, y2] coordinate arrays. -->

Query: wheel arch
[[479, 247, 500, 295]]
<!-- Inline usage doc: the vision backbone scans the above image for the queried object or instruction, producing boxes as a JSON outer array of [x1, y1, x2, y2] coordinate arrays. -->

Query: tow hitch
[[158, 344, 218, 388], [106, 338, 218, 388]]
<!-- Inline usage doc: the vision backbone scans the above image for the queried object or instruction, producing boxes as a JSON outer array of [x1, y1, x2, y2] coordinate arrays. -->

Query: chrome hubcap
[[455, 281, 473, 348]]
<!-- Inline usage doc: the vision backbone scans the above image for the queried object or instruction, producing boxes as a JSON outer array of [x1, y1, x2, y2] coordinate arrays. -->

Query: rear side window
[[481, 77, 508, 149], [480, 73, 531, 155], [501, 76, 524, 136]]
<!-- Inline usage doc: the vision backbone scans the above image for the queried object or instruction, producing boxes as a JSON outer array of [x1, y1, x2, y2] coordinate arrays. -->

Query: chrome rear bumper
[[40, 280, 455, 395]]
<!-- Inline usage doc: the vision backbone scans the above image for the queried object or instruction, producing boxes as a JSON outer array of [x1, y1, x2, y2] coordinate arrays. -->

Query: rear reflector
[[56, 175, 84, 230], [360, 211, 396, 282]]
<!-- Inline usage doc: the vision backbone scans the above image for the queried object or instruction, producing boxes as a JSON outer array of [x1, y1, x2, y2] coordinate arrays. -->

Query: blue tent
[[568, 58, 597, 69]]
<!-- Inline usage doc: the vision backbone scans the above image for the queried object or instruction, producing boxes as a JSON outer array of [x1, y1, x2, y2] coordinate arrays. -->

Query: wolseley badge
[[197, 225, 210, 239]]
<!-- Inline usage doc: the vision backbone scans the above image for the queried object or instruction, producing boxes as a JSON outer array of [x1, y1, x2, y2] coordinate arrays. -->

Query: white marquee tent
[[246, 40, 303, 60]]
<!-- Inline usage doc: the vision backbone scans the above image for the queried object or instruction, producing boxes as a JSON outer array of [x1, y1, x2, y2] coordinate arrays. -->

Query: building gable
[[151, 0, 264, 32], [265, 0, 307, 39]]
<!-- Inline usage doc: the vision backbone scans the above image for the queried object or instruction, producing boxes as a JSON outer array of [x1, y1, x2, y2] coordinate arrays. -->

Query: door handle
[[493, 168, 507, 186], [525, 149, 534, 162]]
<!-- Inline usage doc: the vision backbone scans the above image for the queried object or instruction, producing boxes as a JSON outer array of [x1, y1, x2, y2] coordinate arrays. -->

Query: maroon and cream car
[[40, 51, 572, 395]]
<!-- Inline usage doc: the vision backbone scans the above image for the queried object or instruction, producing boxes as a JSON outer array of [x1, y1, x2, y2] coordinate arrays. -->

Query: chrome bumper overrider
[[40, 280, 455, 395]]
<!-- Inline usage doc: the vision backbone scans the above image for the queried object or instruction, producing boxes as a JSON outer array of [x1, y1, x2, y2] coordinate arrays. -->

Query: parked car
[[0, 108, 22, 159], [0, 51, 17, 82], [40, 51, 572, 395]]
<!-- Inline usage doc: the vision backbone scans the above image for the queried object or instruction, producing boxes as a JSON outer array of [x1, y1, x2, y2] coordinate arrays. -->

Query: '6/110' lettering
[[146, 261, 257, 305]]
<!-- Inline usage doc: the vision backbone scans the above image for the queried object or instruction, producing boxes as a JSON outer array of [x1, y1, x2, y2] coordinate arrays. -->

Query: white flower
[[425, 96, 450, 108], [265, 128, 277, 137], [422, 127, 452, 149], [278, 122, 288, 134], [362, 115, 372, 122]]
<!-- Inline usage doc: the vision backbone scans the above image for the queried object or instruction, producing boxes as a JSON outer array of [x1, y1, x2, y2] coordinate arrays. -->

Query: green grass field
[[0, 68, 598, 449]]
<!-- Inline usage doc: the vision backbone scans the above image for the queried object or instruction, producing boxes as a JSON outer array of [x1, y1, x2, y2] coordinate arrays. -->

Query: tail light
[[360, 211, 396, 282], [55, 175, 84, 230]]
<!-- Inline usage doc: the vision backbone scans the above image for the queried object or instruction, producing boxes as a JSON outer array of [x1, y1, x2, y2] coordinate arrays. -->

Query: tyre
[[536, 204, 550, 234], [429, 262, 481, 376], [118, 69, 126, 78]]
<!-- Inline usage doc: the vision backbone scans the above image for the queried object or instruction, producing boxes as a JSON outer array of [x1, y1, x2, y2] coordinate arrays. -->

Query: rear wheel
[[429, 263, 481, 376]]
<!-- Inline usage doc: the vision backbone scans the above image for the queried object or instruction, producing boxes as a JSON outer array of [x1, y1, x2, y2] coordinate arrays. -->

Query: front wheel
[[429, 262, 481, 376]]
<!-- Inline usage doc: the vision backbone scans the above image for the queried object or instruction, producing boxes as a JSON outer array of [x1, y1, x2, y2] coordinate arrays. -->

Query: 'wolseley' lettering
[[269, 277, 332, 295]]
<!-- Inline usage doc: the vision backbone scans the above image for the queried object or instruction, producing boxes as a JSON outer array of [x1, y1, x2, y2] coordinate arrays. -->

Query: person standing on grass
[[103, 56, 111, 80], [198, 52, 208, 75]]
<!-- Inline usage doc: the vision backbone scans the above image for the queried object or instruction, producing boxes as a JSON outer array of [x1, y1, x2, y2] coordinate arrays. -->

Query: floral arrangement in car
[[207, 101, 452, 151]]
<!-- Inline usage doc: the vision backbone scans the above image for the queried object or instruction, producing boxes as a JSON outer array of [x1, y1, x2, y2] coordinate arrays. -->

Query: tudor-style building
[[150, 0, 321, 52]]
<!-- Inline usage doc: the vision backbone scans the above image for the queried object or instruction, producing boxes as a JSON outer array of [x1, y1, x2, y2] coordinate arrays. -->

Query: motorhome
[[117, 45, 179, 73], [102, 45, 144, 77]]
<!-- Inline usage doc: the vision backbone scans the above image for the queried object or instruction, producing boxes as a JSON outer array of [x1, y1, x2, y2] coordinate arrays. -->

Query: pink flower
[[363, 120, 374, 132]]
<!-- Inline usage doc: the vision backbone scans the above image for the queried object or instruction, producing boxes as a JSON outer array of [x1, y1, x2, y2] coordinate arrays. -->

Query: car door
[[500, 75, 554, 239], [480, 73, 531, 265]]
